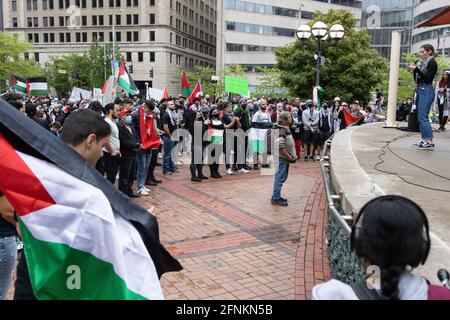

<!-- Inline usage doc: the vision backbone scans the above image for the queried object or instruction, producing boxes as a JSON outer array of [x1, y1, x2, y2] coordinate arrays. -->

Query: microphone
[[437, 269, 450, 289]]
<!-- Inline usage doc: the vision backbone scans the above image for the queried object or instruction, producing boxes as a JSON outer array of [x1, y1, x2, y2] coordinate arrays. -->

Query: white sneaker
[[143, 187, 150, 192], [226, 168, 233, 175], [138, 188, 150, 196], [315, 155, 321, 161], [238, 168, 249, 174]]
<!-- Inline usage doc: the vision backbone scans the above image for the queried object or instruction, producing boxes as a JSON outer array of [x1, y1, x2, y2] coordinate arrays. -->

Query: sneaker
[[226, 168, 233, 175], [315, 155, 321, 161], [138, 188, 150, 196], [271, 198, 288, 207], [412, 141, 424, 148], [309, 155, 315, 161], [415, 142, 435, 151], [304, 156, 309, 161], [244, 165, 253, 171], [238, 168, 250, 174], [191, 177, 202, 182], [280, 197, 288, 203], [142, 187, 150, 192]]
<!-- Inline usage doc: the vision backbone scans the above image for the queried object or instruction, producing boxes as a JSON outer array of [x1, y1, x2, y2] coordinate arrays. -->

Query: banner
[[146, 88, 164, 101], [225, 76, 249, 96], [70, 87, 92, 102]]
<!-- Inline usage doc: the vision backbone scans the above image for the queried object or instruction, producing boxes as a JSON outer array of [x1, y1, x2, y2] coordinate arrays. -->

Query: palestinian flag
[[0, 99, 182, 300], [249, 122, 273, 153], [343, 107, 364, 127], [9, 74, 27, 93], [26, 77, 48, 97], [207, 120, 224, 143], [188, 80, 203, 103], [118, 62, 139, 96], [181, 70, 191, 96]]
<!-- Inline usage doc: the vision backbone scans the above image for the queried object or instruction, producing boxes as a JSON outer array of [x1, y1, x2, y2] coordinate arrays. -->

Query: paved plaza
[[136, 157, 330, 300]]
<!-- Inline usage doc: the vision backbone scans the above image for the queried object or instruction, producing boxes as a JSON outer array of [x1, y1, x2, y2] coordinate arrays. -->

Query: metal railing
[[319, 135, 365, 284]]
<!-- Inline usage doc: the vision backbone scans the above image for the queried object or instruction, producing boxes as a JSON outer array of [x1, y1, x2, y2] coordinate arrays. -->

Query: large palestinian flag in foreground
[[0, 100, 182, 299]]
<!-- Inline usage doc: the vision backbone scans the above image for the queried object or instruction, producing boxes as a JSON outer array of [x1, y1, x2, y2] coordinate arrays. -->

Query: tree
[[47, 41, 118, 95], [255, 67, 287, 98], [275, 10, 388, 103], [381, 53, 450, 102], [186, 65, 224, 98], [0, 32, 44, 91]]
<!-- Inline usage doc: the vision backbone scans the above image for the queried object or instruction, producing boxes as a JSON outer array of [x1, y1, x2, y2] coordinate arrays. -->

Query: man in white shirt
[[103, 103, 121, 184], [302, 100, 320, 161], [251, 99, 272, 170]]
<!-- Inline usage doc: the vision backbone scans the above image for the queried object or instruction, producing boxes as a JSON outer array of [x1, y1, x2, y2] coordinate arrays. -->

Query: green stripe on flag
[[19, 218, 147, 300], [29, 89, 48, 97], [251, 140, 265, 153]]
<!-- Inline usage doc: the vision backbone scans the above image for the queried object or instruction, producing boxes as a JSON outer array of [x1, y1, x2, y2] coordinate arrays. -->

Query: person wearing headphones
[[313, 195, 450, 300]]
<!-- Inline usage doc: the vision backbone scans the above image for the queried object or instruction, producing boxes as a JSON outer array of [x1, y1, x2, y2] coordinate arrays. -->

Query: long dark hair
[[439, 71, 450, 88], [352, 196, 430, 300], [421, 44, 435, 57]]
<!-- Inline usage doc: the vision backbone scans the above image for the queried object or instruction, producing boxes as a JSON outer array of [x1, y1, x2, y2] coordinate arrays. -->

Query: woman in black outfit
[[408, 44, 438, 150], [206, 106, 224, 179]]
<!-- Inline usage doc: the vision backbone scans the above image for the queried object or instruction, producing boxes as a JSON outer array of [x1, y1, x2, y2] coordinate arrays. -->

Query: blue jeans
[[0, 236, 17, 300], [272, 162, 290, 200], [136, 149, 152, 189], [162, 135, 175, 174], [416, 84, 435, 140]]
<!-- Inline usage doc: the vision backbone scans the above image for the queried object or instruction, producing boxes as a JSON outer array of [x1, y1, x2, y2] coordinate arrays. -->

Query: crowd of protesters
[[0, 91, 379, 209]]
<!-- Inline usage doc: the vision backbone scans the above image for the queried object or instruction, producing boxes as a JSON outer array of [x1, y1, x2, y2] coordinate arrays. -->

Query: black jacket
[[414, 58, 438, 85], [118, 124, 140, 158]]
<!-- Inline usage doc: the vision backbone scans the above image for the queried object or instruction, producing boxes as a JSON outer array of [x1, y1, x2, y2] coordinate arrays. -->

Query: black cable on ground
[[373, 133, 450, 193]]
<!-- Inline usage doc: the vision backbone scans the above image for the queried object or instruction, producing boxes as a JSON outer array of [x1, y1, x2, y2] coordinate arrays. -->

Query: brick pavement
[[6, 156, 330, 300], [136, 156, 331, 300]]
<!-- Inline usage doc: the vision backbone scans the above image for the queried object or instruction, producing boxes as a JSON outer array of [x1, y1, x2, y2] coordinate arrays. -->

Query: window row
[[225, 21, 296, 38], [21, 0, 147, 11], [226, 43, 276, 52]]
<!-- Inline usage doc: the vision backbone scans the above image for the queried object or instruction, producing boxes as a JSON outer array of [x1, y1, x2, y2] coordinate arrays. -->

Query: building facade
[[216, 0, 362, 94], [361, 0, 414, 60], [412, 0, 450, 57], [2, 0, 217, 96]]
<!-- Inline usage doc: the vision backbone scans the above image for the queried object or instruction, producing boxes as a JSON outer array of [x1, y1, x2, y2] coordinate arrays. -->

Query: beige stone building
[[2, 0, 217, 96]]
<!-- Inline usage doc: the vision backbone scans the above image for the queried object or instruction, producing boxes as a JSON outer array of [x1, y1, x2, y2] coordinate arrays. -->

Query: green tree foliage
[[186, 65, 222, 97], [0, 32, 44, 91], [275, 10, 388, 103], [47, 41, 118, 95], [381, 52, 450, 102], [255, 67, 288, 98]]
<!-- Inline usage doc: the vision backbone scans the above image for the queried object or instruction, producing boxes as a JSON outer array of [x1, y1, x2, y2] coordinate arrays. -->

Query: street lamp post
[[296, 22, 345, 89]]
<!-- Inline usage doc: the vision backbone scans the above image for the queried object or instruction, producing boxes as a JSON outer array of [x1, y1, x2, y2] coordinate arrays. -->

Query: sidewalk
[[137, 158, 331, 300]]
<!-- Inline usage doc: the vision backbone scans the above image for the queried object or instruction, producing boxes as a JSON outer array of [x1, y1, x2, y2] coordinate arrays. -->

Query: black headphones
[[350, 195, 430, 266]]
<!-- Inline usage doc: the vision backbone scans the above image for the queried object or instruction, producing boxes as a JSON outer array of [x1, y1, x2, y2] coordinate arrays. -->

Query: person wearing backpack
[[312, 195, 450, 300], [271, 112, 297, 207]]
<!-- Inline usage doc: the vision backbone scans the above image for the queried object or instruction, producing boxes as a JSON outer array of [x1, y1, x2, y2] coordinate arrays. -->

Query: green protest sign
[[225, 76, 249, 96]]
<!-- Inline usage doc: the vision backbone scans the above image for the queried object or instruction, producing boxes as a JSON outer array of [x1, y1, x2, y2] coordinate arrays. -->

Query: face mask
[[124, 115, 133, 125], [323, 105, 329, 109]]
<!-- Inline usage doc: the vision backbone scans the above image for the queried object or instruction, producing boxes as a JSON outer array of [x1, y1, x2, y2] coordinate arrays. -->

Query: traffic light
[[149, 67, 154, 78], [129, 64, 133, 74]]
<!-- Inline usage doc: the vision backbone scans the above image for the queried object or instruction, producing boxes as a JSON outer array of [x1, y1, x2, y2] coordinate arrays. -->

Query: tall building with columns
[[2, 0, 217, 95]]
